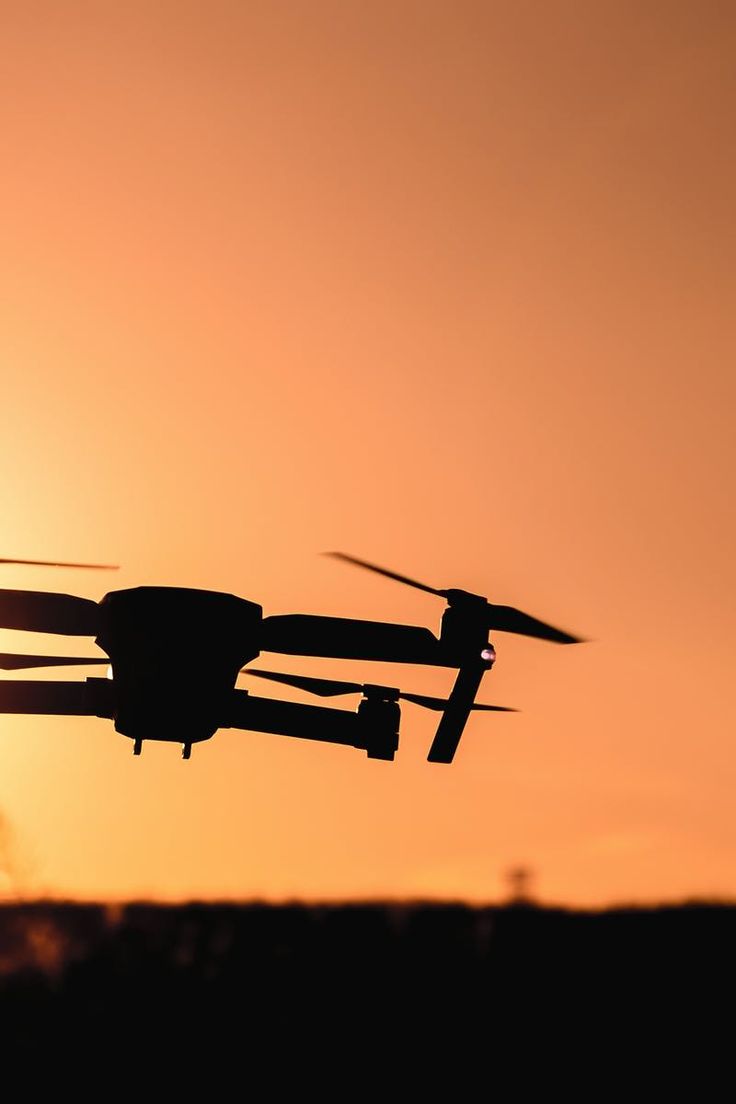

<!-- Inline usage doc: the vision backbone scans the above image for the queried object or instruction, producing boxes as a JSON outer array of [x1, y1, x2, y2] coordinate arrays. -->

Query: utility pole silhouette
[[505, 865, 535, 905]]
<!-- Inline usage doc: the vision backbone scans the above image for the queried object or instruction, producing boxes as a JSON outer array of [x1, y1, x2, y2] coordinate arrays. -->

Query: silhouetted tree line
[[0, 901, 730, 1078]]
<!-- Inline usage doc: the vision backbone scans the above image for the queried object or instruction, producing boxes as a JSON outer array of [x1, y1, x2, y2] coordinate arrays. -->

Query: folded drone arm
[[0, 679, 112, 718], [260, 614, 449, 666], [223, 689, 363, 749], [0, 590, 99, 635]]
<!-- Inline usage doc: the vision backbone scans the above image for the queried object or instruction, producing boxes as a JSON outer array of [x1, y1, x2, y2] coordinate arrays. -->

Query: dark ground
[[1, 900, 731, 1082]]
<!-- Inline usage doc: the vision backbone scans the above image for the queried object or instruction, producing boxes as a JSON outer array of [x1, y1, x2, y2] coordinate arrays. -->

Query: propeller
[[0, 590, 100, 635], [326, 553, 447, 598], [0, 557, 118, 569], [0, 652, 109, 671], [326, 552, 583, 644], [241, 667, 515, 712]]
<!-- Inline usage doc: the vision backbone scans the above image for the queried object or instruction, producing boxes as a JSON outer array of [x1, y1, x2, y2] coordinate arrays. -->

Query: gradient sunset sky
[[1, 1, 734, 904]]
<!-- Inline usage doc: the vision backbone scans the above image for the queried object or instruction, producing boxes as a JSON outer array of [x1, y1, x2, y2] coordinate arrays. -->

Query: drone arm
[[260, 615, 449, 666], [223, 689, 364, 749], [0, 677, 113, 718], [0, 590, 99, 635]]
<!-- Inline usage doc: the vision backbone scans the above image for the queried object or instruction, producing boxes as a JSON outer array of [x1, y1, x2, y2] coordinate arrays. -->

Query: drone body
[[0, 555, 583, 763], [98, 587, 260, 751]]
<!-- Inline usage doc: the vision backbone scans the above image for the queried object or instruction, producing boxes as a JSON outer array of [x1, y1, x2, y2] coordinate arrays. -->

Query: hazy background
[[0, 0, 733, 904]]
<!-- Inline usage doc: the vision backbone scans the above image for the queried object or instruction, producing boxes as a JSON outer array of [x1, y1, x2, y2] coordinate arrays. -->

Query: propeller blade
[[326, 552, 447, 598], [486, 605, 583, 645], [0, 652, 108, 671], [242, 669, 516, 714], [327, 553, 584, 645], [241, 668, 364, 698], [400, 691, 516, 712], [0, 590, 99, 635], [0, 558, 118, 569]]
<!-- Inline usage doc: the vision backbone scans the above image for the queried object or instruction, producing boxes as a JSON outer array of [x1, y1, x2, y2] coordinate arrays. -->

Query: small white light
[[106, 665, 114, 680], [481, 646, 496, 663]]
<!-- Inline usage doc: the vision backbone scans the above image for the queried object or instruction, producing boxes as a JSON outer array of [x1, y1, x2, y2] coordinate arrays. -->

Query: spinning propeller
[[241, 667, 516, 712], [327, 552, 583, 645], [327, 552, 583, 762], [0, 557, 118, 569]]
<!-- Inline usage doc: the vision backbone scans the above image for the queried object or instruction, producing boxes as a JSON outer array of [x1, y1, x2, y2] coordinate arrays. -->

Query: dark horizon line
[[1, 893, 734, 913]]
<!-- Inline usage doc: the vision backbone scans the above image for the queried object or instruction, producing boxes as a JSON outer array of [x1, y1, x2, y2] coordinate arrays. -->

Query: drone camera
[[357, 695, 400, 760], [365, 737, 398, 761]]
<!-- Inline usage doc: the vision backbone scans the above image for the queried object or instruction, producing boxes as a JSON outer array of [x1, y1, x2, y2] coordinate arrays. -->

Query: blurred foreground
[[1, 900, 730, 1076]]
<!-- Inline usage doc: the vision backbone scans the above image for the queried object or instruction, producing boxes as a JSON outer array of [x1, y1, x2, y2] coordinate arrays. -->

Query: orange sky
[[0, 1, 734, 905]]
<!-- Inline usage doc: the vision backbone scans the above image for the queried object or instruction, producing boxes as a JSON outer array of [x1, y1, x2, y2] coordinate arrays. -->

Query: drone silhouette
[[0, 553, 583, 763]]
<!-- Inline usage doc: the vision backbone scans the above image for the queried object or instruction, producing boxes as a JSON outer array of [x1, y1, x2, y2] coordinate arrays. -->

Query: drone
[[0, 553, 583, 764]]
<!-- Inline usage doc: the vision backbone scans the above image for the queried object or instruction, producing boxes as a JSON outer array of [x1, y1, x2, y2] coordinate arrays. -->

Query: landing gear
[[182, 743, 192, 760], [133, 739, 143, 756]]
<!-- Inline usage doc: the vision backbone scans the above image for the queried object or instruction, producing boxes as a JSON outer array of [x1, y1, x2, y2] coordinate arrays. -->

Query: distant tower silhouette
[[0, 810, 27, 900], [505, 865, 535, 905]]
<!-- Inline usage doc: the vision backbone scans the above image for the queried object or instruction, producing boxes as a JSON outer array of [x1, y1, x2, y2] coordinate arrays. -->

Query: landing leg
[[427, 661, 489, 764], [133, 739, 143, 756], [182, 743, 192, 760]]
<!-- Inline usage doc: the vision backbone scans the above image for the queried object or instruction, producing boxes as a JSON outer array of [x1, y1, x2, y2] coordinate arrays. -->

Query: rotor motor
[[438, 593, 495, 666]]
